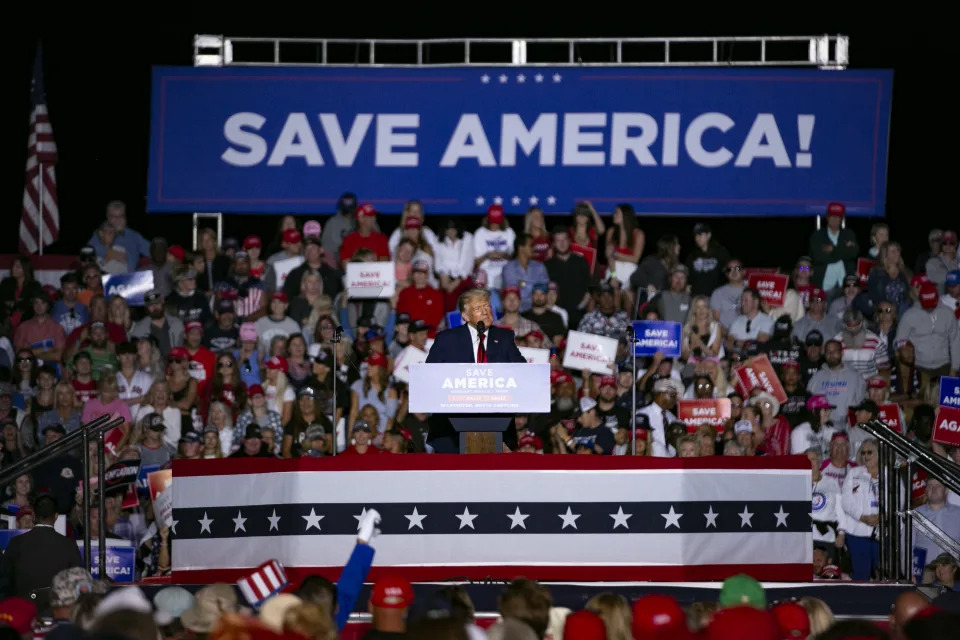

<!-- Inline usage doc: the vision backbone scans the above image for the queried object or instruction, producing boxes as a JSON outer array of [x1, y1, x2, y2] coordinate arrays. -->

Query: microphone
[[476, 321, 486, 336]]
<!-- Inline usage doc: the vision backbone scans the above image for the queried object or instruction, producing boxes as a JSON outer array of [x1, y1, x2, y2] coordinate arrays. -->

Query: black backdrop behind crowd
[[0, 15, 952, 273]]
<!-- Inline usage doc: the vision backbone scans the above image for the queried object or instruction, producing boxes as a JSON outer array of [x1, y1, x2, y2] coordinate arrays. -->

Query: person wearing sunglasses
[[839, 438, 885, 580], [709, 258, 746, 330], [809, 202, 859, 293], [925, 229, 959, 294]]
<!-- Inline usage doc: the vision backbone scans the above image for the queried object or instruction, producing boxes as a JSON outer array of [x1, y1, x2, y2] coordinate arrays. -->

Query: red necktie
[[477, 333, 488, 363]]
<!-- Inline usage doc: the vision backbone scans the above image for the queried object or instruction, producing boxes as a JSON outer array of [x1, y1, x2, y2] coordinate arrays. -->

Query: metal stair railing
[[857, 419, 960, 581], [0, 413, 126, 575]]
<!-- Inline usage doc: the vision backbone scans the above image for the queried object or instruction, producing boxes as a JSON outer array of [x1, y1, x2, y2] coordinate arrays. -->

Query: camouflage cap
[[50, 567, 106, 608]]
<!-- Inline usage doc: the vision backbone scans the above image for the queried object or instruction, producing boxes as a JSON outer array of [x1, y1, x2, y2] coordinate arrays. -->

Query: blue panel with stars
[[149, 66, 891, 217]]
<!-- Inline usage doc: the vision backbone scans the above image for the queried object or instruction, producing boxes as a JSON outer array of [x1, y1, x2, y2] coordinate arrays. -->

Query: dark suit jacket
[[425, 324, 526, 364], [809, 227, 859, 288], [0, 525, 83, 610]]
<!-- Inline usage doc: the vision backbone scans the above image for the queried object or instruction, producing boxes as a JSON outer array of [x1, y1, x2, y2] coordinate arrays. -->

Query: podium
[[409, 363, 551, 453]]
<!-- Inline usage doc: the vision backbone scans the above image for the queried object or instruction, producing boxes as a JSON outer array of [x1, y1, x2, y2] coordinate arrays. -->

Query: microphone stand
[[332, 326, 342, 456], [626, 324, 637, 455]]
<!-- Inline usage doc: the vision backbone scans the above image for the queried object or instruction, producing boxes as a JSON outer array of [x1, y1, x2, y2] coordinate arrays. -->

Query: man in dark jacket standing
[[809, 202, 859, 294], [0, 494, 82, 612]]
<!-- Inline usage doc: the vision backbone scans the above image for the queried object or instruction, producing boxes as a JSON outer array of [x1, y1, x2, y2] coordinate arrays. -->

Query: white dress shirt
[[636, 402, 677, 457], [467, 323, 482, 363]]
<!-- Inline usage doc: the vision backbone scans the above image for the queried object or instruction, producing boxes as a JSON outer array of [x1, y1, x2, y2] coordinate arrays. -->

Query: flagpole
[[37, 160, 44, 256]]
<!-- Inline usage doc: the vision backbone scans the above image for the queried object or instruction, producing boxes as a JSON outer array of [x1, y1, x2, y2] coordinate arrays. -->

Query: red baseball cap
[[554, 372, 574, 386], [771, 602, 811, 640], [919, 282, 939, 309], [825, 202, 845, 217], [781, 360, 801, 372], [367, 352, 388, 368], [707, 606, 779, 640], [599, 375, 616, 388], [184, 320, 203, 334], [243, 235, 262, 249], [526, 329, 544, 342], [830, 432, 849, 443], [911, 273, 931, 288], [167, 347, 190, 361], [563, 610, 606, 640], [501, 286, 521, 299], [635, 429, 648, 440], [370, 575, 413, 609], [631, 595, 691, 639], [942, 230, 958, 244], [0, 597, 37, 635], [282, 229, 302, 245], [867, 377, 888, 390], [487, 204, 505, 224], [271, 291, 288, 303], [809, 287, 826, 301], [247, 384, 265, 397], [518, 434, 543, 450], [167, 245, 186, 261], [403, 216, 422, 229], [357, 203, 378, 218], [265, 356, 289, 372]]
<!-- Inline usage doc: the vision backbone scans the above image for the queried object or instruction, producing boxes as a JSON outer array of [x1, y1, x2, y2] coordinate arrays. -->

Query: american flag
[[20, 45, 59, 254], [171, 455, 812, 584]]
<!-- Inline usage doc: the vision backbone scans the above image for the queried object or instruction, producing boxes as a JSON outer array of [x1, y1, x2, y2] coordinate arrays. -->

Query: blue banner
[[446, 311, 463, 329], [633, 320, 682, 358], [77, 543, 137, 583], [148, 67, 892, 217], [940, 376, 960, 408], [101, 271, 155, 307]]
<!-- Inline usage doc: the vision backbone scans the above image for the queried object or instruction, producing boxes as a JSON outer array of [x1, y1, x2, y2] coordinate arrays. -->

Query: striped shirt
[[832, 329, 889, 379]]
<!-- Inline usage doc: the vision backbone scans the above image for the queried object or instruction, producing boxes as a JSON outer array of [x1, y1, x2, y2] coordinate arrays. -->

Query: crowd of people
[[0, 196, 959, 596]]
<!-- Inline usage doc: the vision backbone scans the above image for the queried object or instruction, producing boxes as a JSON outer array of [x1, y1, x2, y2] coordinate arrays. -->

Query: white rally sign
[[345, 262, 396, 299], [562, 330, 619, 375]]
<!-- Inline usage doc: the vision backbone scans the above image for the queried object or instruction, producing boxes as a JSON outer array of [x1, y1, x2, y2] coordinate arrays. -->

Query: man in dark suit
[[0, 494, 82, 613], [425, 289, 526, 451], [426, 289, 526, 365]]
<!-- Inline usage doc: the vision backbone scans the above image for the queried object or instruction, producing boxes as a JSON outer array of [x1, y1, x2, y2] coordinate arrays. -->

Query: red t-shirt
[[72, 379, 98, 405], [187, 346, 216, 397], [339, 231, 390, 262], [65, 321, 127, 349], [340, 445, 381, 455], [532, 235, 551, 263], [396, 286, 444, 337]]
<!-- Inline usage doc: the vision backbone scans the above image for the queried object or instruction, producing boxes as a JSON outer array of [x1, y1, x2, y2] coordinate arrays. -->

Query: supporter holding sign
[[734, 354, 788, 404], [747, 272, 788, 308], [345, 261, 396, 299], [633, 320, 682, 359], [563, 330, 618, 375], [677, 398, 730, 434], [934, 406, 960, 447]]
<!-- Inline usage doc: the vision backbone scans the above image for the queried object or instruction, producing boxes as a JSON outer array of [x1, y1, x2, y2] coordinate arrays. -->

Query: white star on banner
[[534, 73, 544, 83], [353, 508, 369, 526], [552, 73, 562, 83], [609, 506, 632, 530], [303, 508, 324, 531], [546, 195, 557, 206], [499, 74, 508, 83], [233, 511, 247, 533], [481, 74, 490, 84], [739, 506, 754, 528], [476, 196, 485, 206], [507, 506, 530, 530], [529, 196, 539, 205], [517, 73, 526, 83], [774, 505, 789, 528], [170, 520, 178, 535], [661, 506, 683, 529], [493, 196, 503, 205], [198, 512, 213, 534], [511, 196, 521, 206], [704, 506, 719, 528], [558, 506, 581, 530], [405, 507, 427, 530], [268, 510, 281, 532], [456, 507, 478, 530]]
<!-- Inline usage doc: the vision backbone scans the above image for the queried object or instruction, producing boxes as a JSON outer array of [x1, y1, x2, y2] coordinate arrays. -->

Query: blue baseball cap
[[946, 270, 960, 287]]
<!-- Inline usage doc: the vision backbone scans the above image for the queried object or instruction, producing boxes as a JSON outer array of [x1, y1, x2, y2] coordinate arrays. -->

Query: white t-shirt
[[473, 227, 516, 289], [116, 370, 155, 418], [388, 226, 440, 256], [265, 382, 295, 416], [434, 233, 475, 279], [728, 312, 774, 342], [791, 422, 837, 457], [811, 474, 843, 543], [135, 404, 182, 450]]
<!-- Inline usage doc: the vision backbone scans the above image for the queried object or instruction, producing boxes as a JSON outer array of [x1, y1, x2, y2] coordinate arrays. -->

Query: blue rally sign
[[148, 67, 892, 216], [102, 271, 155, 306], [633, 321, 682, 358], [940, 376, 960, 408]]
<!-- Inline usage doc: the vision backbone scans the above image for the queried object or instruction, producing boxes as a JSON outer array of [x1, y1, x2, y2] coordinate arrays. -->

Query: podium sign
[[409, 363, 550, 414]]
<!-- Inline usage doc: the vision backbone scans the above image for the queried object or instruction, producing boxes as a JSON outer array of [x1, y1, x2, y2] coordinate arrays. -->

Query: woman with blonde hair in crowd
[[524, 206, 552, 262], [288, 271, 325, 328], [135, 336, 165, 382], [201, 425, 224, 459], [681, 295, 723, 365], [797, 597, 835, 636], [695, 425, 718, 456], [135, 381, 182, 448], [264, 356, 295, 424], [388, 199, 439, 255], [207, 401, 235, 457], [107, 296, 134, 338], [585, 592, 631, 640]]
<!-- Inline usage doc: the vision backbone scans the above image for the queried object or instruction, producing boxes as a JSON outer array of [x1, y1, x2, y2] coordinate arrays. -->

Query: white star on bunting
[[493, 196, 503, 205], [476, 196, 485, 206], [405, 507, 427, 530], [704, 506, 719, 529], [232, 511, 247, 533], [456, 507, 478, 530], [507, 506, 530, 530], [198, 512, 213, 534], [774, 505, 789, 528], [353, 508, 369, 526], [552, 73, 562, 83], [303, 508, 324, 531], [511, 196, 521, 206], [170, 520, 178, 535], [268, 510, 281, 532], [499, 74, 508, 84], [534, 73, 544, 83], [609, 506, 632, 530], [546, 195, 557, 206], [661, 506, 683, 529], [529, 196, 539, 205], [558, 506, 581, 530], [481, 74, 490, 84], [516, 73, 526, 83], [739, 506, 754, 528]]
